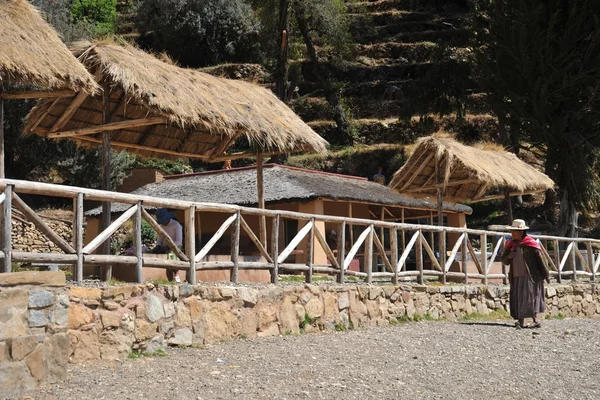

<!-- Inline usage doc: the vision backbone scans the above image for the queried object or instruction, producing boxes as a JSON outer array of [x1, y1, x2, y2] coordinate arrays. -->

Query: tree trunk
[[274, 0, 291, 102], [558, 190, 578, 238], [294, 5, 353, 145]]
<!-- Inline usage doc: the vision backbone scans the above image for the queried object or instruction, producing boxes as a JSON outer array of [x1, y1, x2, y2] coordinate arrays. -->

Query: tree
[[477, 0, 600, 236], [71, 0, 117, 36], [135, 0, 263, 67]]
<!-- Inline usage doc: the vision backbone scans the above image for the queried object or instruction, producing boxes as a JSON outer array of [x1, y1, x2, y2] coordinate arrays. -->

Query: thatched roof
[[388, 135, 554, 203], [24, 41, 327, 160], [86, 164, 472, 217], [0, 0, 98, 93]]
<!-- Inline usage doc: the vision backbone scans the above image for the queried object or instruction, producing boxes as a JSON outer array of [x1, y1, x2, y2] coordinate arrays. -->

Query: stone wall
[[66, 282, 600, 364], [0, 272, 69, 396], [12, 219, 72, 254]]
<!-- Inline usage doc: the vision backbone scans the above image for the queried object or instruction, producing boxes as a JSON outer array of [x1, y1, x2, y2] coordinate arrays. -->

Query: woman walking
[[501, 219, 550, 329]]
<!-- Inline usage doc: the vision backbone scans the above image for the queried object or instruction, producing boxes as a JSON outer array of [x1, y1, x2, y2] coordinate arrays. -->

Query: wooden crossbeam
[[83, 205, 138, 254], [488, 236, 504, 273], [278, 220, 313, 264], [397, 230, 420, 271], [0, 90, 75, 99], [313, 225, 340, 269], [240, 216, 273, 263], [466, 239, 483, 274], [47, 117, 167, 138], [406, 178, 477, 193], [399, 153, 434, 191], [445, 232, 466, 272], [11, 193, 75, 254], [49, 92, 88, 133], [141, 207, 188, 262], [574, 245, 590, 273], [420, 232, 442, 271], [372, 231, 393, 272], [29, 97, 62, 133], [539, 242, 558, 271], [343, 226, 372, 270], [558, 242, 575, 271], [0, 193, 4, 205], [195, 213, 238, 262]]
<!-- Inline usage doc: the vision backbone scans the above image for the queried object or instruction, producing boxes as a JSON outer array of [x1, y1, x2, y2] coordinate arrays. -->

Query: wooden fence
[[1, 179, 599, 285]]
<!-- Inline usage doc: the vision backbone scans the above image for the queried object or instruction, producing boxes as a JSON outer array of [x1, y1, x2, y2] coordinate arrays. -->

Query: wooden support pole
[[271, 215, 280, 283], [554, 239, 561, 283], [186, 206, 196, 284], [586, 242, 595, 282], [101, 83, 112, 281], [305, 217, 314, 283], [0, 90, 75, 99], [348, 203, 354, 247], [366, 225, 374, 284], [231, 210, 241, 284], [571, 241, 577, 282], [0, 90, 4, 179], [256, 152, 267, 251], [401, 209, 406, 271], [74, 193, 84, 282], [481, 233, 488, 285], [337, 221, 346, 284], [416, 229, 423, 284], [134, 201, 143, 283], [462, 232, 468, 284], [391, 227, 398, 284], [505, 190, 513, 225], [2, 185, 12, 272]]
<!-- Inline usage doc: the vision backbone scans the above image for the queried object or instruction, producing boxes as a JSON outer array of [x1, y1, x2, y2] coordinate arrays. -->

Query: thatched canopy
[[24, 41, 328, 160], [86, 164, 472, 217], [0, 0, 98, 94], [389, 136, 554, 203]]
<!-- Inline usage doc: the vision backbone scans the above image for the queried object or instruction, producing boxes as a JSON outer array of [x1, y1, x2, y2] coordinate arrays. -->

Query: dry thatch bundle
[[24, 41, 328, 160], [0, 0, 97, 93], [389, 135, 554, 203]]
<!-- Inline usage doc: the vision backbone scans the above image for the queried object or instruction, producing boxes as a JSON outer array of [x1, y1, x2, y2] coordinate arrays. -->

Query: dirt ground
[[18, 318, 600, 400]]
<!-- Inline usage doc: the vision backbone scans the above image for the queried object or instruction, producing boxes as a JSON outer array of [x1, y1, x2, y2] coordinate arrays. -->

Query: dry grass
[[0, 0, 98, 93]]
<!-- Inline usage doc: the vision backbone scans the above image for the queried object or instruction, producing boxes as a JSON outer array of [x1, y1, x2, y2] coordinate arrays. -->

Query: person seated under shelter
[[151, 208, 183, 254]]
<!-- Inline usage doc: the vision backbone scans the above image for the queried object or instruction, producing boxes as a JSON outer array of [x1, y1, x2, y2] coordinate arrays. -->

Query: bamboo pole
[[186, 206, 196, 284], [306, 217, 314, 283], [2, 185, 12, 272], [134, 201, 143, 283], [256, 152, 267, 251], [74, 193, 84, 282], [271, 214, 280, 283], [101, 82, 112, 281], [337, 221, 346, 284]]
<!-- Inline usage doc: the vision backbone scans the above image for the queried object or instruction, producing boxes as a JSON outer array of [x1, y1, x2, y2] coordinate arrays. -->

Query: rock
[[103, 301, 119, 311], [99, 311, 120, 329], [70, 287, 101, 302], [369, 287, 383, 300], [179, 283, 193, 297], [255, 302, 279, 332], [29, 309, 51, 328], [338, 292, 350, 310], [146, 336, 167, 354], [0, 361, 37, 394], [28, 290, 54, 309], [240, 309, 258, 339], [546, 286, 557, 297], [69, 328, 101, 363], [220, 287, 235, 299], [68, 304, 94, 330], [279, 297, 300, 336], [135, 320, 158, 341], [237, 287, 259, 306], [323, 293, 340, 323], [168, 328, 193, 346], [25, 344, 45, 382], [44, 333, 69, 383], [9, 335, 40, 361], [175, 302, 192, 328], [120, 313, 135, 332], [203, 303, 240, 344], [0, 341, 8, 362], [160, 320, 174, 335], [0, 271, 65, 287], [0, 288, 29, 340], [163, 302, 175, 319], [257, 323, 280, 337], [185, 297, 204, 321], [100, 329, 135, 361], [146, 295, 165, 322], [305, 298, 323, 319], [102, 286, 143, 301]]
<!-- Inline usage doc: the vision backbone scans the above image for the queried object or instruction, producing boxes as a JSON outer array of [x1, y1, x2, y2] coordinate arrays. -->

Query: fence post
[[305, 218, 314, 283], [587, 241, 595, 282], [501, 237, 509, 285], [74, 192, 84, 282], [366, 225, 374, 284], [391, 227, 398, 285], [1, 185, 12, 273], [337, 221, 346, 284], [186, 206, 196, 284], [462, 232, 468, 284], [440, 231, 446, 285], [134, 201, 143, 283], [554, 239, 561, 283], [271, 214, 279, 283], [231, 211, 240, 284], [481, 233, 488, 285], [571, 241, 577, 282], [416, 229, 423, 284]]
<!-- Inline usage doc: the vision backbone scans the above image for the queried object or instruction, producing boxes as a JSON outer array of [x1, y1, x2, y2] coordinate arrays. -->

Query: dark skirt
[[510, 276, 545, 319]]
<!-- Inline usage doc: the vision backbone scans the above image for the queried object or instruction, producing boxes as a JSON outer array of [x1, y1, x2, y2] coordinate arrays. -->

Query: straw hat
[[506, 219, 529, 231]]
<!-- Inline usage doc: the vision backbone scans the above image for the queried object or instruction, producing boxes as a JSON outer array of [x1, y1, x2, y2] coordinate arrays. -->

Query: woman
[[501, 219, 550, 329]]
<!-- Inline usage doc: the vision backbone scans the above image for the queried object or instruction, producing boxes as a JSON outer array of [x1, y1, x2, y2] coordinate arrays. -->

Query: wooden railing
[[0, 179, 599, 284]]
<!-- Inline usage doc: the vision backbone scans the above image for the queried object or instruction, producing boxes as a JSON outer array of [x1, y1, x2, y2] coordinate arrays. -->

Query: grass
[[279, 275, 333, 283], [151, 278, 178, 286], [458, 309, 511, 322], [334, 323, 347, 332], [128, 348, 167, 359], [545, 313, 566, 320], [107, 278, 126, 285], [299, 313, 318, 331]]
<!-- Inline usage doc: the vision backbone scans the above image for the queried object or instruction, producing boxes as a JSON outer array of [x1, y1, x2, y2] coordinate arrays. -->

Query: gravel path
[[21, 318, 600, 400]]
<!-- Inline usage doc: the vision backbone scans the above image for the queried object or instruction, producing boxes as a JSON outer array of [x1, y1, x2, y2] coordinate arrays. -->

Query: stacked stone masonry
[[2, 270, 600, 396], [11, 219, 72, 254]]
